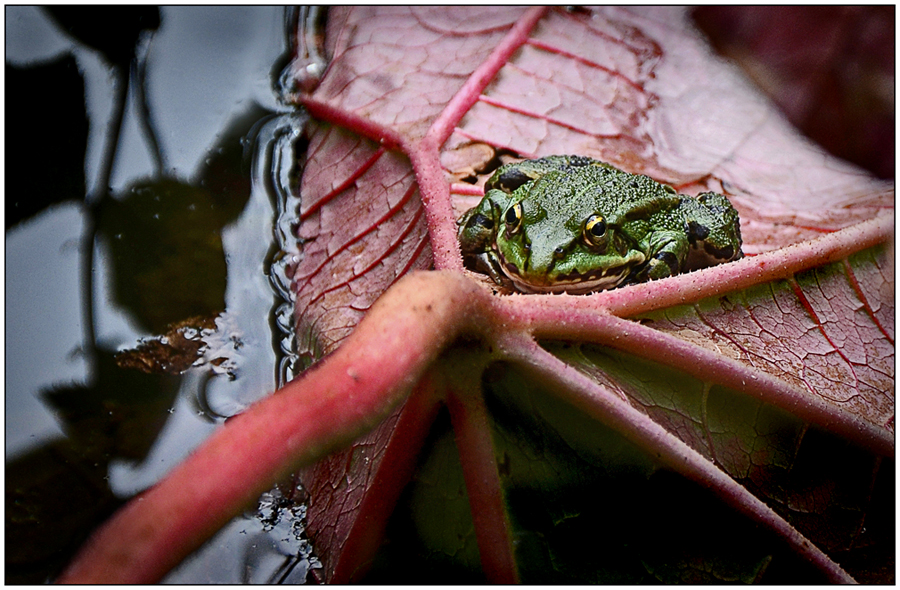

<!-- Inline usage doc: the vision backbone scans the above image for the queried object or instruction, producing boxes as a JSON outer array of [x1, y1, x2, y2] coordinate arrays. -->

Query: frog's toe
[[702, 241, 739, 263], [647, 251, 679, 280]]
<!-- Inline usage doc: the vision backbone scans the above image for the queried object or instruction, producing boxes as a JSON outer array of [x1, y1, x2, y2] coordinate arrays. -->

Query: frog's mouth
[[500, 261, 634, 294]]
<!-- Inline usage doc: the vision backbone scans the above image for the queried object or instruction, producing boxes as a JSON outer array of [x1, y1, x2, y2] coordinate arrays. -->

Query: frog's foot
[[639, 231, 689, 282], [461, 251, 509, 288], [645, 251, 680, 280]]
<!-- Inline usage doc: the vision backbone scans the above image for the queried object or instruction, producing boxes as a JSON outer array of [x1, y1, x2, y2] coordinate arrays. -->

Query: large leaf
[[60, 7, 892, 583], [293, 6, 892, 582]]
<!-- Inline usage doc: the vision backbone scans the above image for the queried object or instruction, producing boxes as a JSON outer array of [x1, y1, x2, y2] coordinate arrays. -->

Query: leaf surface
[[292, 6, 893, 583]]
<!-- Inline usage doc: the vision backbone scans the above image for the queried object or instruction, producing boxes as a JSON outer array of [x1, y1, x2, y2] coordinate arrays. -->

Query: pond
[[6, 6, 316, 583]]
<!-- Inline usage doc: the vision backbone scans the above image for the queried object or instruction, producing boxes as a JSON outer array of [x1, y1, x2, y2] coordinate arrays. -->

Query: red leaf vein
[[301, 146, 387, 221], [789, 277, 861, 395], [296, 180, 419, 292], [525, 38, 646, 93], [842, 258, 894, 345], [477, 94, 619, 140]]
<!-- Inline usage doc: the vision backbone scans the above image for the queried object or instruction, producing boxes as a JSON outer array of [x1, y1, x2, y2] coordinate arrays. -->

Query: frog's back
[[528, 165, 656, 219], [570, 165, 682, 222]]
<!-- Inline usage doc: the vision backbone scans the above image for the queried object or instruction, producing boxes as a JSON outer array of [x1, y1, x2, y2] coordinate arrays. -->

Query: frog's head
[[493, 172, 646, 294]]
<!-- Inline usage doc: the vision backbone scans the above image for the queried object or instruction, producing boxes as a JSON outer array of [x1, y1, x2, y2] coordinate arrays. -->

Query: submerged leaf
[[115, 315, 218, 375]]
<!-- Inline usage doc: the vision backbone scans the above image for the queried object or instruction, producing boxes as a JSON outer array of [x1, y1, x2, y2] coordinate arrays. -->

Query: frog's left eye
[[583, 214, 608, 247], [504, 202, 524, 234]]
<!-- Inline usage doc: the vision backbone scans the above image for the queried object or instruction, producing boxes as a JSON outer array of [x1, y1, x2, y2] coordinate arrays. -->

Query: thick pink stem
[[58, 272, 485, 583]]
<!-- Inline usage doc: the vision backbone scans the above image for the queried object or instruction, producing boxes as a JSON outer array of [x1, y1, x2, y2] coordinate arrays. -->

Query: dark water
[[6, 7, 316, 583]]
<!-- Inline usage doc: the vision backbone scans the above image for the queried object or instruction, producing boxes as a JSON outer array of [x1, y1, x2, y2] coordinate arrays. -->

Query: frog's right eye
[[583, 214, 608, 247], [504, 203, 523, 234]]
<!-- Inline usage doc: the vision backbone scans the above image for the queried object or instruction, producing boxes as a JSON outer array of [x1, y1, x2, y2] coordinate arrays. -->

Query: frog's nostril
[[553, 246, 565, 258]]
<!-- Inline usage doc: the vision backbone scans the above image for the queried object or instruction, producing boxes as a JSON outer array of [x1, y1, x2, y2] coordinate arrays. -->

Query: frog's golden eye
[[504, 202, 523, 234], [583, 214, 608, 247]]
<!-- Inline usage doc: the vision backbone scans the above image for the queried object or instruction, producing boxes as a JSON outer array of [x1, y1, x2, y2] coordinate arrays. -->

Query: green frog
[[457, 155, 742, 294]]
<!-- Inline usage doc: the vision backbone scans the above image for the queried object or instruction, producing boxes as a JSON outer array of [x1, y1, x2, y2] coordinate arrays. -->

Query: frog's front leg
[[467, 251, 507, 285], [458, 204, 495, 256], [458, 191, 509, 285], [639, 230, 690, 281]]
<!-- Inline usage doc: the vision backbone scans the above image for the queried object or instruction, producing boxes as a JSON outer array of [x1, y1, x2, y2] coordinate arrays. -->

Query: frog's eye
[[583, 214, 608, 247], [504, 202, 524, 234]]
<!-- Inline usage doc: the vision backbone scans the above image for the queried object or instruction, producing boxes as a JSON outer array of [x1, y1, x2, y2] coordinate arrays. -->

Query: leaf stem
[[500, 333, 857, 584], [503, 306, 893, 457], [300, 97, 404, 149], [445, 354, 520, 583], [57, 271, 486, 583]]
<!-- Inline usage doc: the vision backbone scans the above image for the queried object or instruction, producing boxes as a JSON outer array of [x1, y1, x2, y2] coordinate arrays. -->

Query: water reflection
[[5, 6, 316, 583]]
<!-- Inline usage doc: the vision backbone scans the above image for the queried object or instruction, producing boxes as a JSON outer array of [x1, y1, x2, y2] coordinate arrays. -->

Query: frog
[[457, 155, 742, 294]]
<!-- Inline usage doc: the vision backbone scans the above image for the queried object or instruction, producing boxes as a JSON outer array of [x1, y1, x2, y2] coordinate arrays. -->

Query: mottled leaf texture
[[294, 131, 431, 356], [59, 6, 893, 584]]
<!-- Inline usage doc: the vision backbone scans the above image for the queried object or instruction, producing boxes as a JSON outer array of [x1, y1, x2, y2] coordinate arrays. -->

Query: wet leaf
[[291, 7, 892, 583], [115, 315, 218, 375]]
